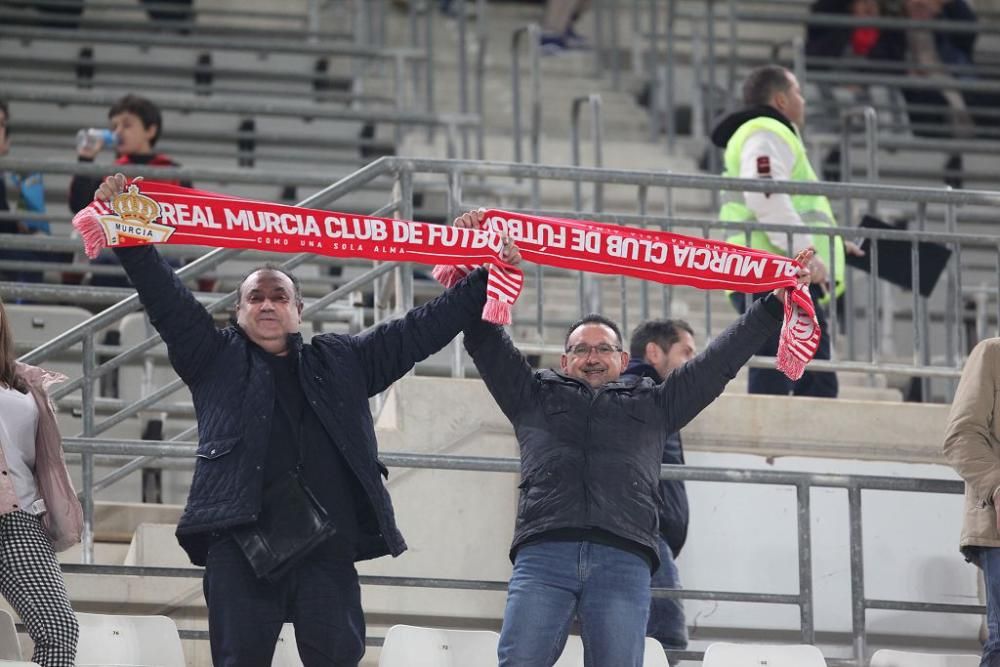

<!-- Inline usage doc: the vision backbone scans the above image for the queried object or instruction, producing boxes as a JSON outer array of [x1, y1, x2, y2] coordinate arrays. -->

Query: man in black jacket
[[92, 175, 520, 667], [452, 210, 813, 666], [624, 318, 696, 664]]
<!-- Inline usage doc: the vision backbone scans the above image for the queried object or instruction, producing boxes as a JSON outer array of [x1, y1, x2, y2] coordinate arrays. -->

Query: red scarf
[[72, 181, 818, 379]]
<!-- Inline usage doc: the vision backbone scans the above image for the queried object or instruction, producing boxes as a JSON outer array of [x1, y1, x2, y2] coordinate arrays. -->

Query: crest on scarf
[[98, 184, 175, 246]]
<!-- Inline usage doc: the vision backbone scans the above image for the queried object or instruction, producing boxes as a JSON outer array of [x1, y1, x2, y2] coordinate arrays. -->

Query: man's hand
[[452, 208, 486, 231], [452, 207, 522, 267], [807, 253, 828, 287], [844, 240, 865, 257], [773, 248, 814, 299], [94, 173, 135, 203]]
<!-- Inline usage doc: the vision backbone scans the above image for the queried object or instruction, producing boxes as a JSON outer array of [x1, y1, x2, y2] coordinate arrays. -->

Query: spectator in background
[[943, 338, 1000, 666], [0, 99, 51, 287], [67, 94, 188, 288], [805, 0, 884, 180], [712, 65, 864, 398], [806, 0, 884, 62], [541, 0, 590, 55], [868, 0, 980, 187], [624, 319, 697, 665]]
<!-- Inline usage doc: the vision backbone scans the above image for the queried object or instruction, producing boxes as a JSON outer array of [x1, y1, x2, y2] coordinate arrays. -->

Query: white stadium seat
[[702, 642, 828, 667], [378, 624, 500, 667], [74, 612, 185, 667], [870, 649, 980, 667], [552, 635, 670, 667], [271, 623, 303, 667], [0, 609, 21, 660]]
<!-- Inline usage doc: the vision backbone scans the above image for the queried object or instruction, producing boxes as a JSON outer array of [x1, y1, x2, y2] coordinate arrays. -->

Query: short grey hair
[[741, 65, 793, 108]]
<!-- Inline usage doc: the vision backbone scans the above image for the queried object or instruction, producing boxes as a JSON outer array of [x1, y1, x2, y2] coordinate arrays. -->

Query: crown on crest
[[111, 184, 159, 225]]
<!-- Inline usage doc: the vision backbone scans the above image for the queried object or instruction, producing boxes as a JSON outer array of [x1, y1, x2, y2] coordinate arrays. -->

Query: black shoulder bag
[[231, 390, 337, 582]]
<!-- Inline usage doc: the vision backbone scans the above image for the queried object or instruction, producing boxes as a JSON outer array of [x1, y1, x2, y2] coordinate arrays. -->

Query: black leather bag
[[231, 469, 336, 582]]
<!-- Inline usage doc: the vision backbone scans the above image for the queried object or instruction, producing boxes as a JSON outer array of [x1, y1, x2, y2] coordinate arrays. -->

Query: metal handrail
[[510, 24, 542, 209], [569, 94, 605, 213], [0, 86, 477, 129], [7, 153, 999, 659], [1, 0, 312, 25], [55, 439, 976, 664], [0, 25, 424, 62]]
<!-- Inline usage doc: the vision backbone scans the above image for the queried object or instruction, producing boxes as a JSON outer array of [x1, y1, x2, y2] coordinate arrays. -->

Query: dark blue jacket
[[621, 359, 689, 559], [115, 246, 488, 565], [463, 296, 782, 571]]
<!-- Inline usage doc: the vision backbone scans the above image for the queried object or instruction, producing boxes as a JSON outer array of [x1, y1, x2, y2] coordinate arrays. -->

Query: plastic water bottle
[[76, 128, 116, 153]]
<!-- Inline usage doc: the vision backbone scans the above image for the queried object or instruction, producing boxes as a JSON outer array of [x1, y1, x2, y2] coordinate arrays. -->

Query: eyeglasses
[[566, 343, 622, 357]]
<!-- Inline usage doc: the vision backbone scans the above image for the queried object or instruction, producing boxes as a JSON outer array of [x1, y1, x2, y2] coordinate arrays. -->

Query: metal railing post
[[945, 197, 958, 396], [592, 0, 605, 80], [457, 0, 470, 159], [511, 24, 542, 206], [797, 482, 815, 644], [80, 332, 96, 564], [475, 33, 488, 161], [396, 168, 415, 313], [665, 0, 677, 150], [727, 0, 737, 93], [648, 0, 662, 142], [849, 486, 867, 665], [863, 106, 879, 215], [609, 0, 621, 91], [569, 94, 604, 213], [638, 185, 650, 321], [705, 0, 718, 131], [425, 1, 436, 141]]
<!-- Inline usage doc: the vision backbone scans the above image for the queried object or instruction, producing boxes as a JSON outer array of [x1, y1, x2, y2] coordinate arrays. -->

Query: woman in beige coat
[[0, 297, 83, 666], [943, 337, 1000, 666]]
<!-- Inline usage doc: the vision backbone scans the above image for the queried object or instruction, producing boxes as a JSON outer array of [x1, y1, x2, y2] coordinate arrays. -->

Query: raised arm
[[943, 339, 1000, 506], [93, 174, 222, 385], [656, 294, 783, 433], [113, 245, 223, 386], [462, 318, 537, 422]]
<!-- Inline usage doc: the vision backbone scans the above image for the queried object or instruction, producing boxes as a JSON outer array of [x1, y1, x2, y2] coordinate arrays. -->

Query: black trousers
[[730, 285, 838, 398], [202, 536, 365, 667]]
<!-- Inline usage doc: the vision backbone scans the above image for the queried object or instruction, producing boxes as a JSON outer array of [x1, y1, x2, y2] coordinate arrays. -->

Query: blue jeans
[[979, 547, 1000, 667], [498, 540, 652, 667], [647, 537, 687, 661]]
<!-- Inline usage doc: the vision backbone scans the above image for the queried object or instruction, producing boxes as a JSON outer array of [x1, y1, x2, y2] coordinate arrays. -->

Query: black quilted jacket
[[115, 246, 488, 565], [463, 296, 782, 572]]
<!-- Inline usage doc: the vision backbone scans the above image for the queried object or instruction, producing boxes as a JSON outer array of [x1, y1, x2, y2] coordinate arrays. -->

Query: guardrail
[[5, 156, 998, 569], [55, 439, 975, 666]]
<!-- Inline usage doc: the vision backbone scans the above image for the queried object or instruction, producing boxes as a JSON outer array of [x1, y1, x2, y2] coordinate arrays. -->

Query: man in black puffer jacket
[[624, 318, 697, 665], [455, 208, 812, 667], [91, 175, 520, 667]]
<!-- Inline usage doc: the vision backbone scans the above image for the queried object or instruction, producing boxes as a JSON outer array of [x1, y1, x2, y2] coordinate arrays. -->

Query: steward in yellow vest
[[711, 65, 861, 398]]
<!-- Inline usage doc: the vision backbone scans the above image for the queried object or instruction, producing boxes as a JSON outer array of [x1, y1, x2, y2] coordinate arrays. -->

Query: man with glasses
[[453, 211, 815, 667]]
